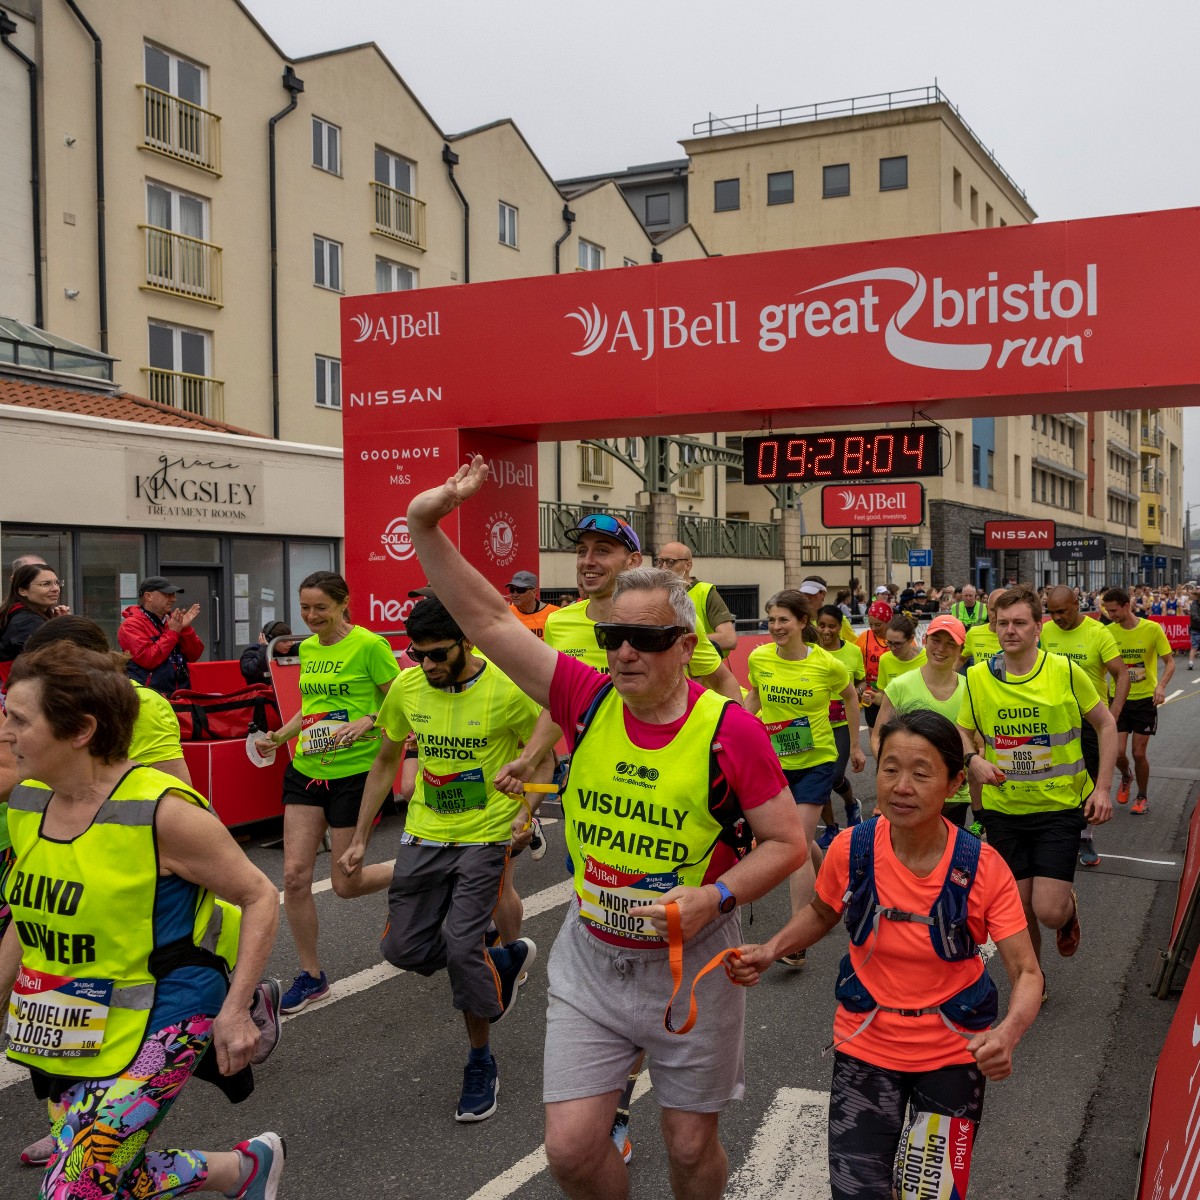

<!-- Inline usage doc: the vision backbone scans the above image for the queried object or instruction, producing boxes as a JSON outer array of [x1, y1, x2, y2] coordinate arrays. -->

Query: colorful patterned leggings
[[40, 1015, 213, 1199]]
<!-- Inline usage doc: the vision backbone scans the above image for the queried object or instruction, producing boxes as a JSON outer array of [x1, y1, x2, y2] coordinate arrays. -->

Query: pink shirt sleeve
[[549, 652, 609, 744]]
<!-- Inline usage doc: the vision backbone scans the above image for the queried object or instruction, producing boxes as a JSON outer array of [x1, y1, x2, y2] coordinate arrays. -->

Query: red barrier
[[1170, 800, 1200, 946]]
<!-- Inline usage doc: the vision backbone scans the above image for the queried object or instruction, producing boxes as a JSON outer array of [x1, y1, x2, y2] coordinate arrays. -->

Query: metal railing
[[538, 501, 647, 552], [681, 515, 779, 559], [371, 181, 426, 249], [1141, 468, 1165, 495], [142, 367, 225, 422], [692, 83, 1026, 203], [1140, 425, 1164, 451], [140, 226, 222, 305], [138, 84, 221, 174]]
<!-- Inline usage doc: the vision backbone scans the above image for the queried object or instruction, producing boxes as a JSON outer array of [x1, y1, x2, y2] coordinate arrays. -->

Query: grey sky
[[249, 0, 1200, 517]]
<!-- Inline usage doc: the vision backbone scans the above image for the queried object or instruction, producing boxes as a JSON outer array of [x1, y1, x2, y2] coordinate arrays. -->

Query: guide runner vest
[[952, 601, 988, 630], [5, 767, 239, 1077], [565, 682, 747, 943], [835, 818, 997, 1038]]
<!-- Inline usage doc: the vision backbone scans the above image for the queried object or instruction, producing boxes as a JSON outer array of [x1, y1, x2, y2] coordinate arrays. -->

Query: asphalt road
[[3, 663, 1199, 1198]]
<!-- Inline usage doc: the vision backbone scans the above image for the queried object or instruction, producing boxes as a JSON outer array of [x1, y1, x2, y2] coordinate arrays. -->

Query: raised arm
[[407, 457, 558, 707]]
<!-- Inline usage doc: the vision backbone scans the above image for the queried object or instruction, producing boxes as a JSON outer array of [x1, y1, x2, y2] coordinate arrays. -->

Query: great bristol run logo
[[566, 264, 1097, 371]]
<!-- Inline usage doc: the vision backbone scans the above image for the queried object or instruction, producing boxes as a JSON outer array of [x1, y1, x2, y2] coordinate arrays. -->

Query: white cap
[[798, 581, 824, 596], [875, 585, 890, 594]]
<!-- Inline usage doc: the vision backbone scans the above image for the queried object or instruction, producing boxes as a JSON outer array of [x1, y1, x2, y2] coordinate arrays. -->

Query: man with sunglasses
[[653, 542, 737, 656], [507, 569, 559, 639], [405, 458, 805, 1200], [339, 596, 541, 1124]]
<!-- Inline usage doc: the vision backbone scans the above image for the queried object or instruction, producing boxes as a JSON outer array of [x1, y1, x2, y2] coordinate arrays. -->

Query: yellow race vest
[[565, 684, 732, 944], [5, 767, 238, 1077]]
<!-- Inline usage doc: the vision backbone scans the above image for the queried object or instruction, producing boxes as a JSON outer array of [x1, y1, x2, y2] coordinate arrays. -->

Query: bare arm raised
[[407, 457, 559, 708]]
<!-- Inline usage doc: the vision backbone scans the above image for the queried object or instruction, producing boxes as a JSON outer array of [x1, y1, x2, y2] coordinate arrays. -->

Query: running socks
[[226, 1150, 253, 1198], [468, 1044, 492, 1065]]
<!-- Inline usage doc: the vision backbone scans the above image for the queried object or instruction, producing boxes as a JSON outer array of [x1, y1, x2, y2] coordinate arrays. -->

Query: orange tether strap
[[663, 901, 742, 1036], [518, 782, 558, 831]]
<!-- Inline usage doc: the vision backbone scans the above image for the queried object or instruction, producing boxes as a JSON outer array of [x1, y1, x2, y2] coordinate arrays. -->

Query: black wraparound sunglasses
[[405, 638, 464, 663], [594, 623, 688, 653]]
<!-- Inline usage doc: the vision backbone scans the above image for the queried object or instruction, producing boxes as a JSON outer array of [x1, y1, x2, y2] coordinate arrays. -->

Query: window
[[579, 444, 612, 486], [499, 201, 518, 247], [678, 466, 704, 500], [144, 181, 212, 298], [986, 203, 995, 228], [315, 355, 341, 409], [147, 319, 216, 414], [375, 257, 416, 292], [767, 171, 794, 205], [969, 187, 979, 224], [312, 117, 341, 174], [313, 235, 342, 291], [645, 193, 671, 225], [823, 164, 850, 198], [726, 434, 744, 483], [623, 258, 638, 268], [714, 178, 740, 212], [953, 168, 962, 207], [145, 43, 204, 105], [972, 444, 981, 486], [142, 44, 213, 168], [578, 240, 604, 271], [879, 156, 908, 191], [375, 146, 414, 195]]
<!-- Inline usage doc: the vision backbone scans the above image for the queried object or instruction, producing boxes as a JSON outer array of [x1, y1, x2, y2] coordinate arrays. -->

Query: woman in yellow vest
[[0, 643, 284, 1198]]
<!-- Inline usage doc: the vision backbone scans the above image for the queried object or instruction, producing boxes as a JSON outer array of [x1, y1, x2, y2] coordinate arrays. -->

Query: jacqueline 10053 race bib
[[6, 965, 112, 1059], [579, 857, 679, 942]]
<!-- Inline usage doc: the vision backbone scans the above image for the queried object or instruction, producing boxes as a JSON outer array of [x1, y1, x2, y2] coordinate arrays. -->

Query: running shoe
[[1078, 841, 1101, 868], [485, 922, 502, 948], [1131, 795, 1149, 815], [843, 799, 863, 827], [777, 950, 807, 968], [1117, 775, 1132, 805], [19, 1134, 55, 1167], [816, 824, 839, 851], [529, 816, 547, 861], [489, 938, 536, 1023], [1056, 891, 1081, 958], [233, 1131, 286, 1199], [279, 970, 329, 1014], [456, 1055, 499, 1122], [611, 1116, 633, 1165], [249, 978, 282, 1065]]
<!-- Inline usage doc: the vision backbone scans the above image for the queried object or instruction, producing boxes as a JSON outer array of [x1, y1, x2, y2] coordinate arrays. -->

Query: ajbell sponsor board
[[821, 483, 924, 528], [342, 208, 1200, 439], [984, 520, 1056, 549]]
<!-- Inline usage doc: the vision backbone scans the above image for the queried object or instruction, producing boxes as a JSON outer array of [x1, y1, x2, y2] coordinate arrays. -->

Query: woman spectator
[[0, 642, 284, 1196], [239, 620, 300, 686], [731, 709, 1042, 1199], [254, 572, 399, 1014], [0, 565, 63, 661]]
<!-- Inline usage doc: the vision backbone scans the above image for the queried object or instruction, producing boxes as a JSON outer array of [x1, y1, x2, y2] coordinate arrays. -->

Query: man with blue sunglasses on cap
[[405, 458, 805, 1200]]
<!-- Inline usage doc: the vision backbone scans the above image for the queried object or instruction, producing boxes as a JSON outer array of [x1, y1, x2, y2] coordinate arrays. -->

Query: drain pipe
[[442, 144, 469, 283], [61, 0, 106, 351], [0, 10, 43, 328], [553, 203, 575, 275], [268, 65, 304, 440]]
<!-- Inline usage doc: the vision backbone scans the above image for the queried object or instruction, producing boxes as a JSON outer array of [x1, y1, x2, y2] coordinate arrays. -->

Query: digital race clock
[[742, 428, 942, 484]]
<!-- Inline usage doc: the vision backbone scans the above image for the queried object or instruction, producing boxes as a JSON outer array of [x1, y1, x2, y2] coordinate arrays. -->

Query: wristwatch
[[713, 880, 737, 914], [964, 751, 978, 769]]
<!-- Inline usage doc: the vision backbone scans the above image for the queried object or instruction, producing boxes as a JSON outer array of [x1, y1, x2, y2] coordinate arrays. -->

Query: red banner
[[1155, 614, 1191, 652], [342, 208, 1200, 442], [984, 520, 1056, 549], [822, 483, 924, 528]]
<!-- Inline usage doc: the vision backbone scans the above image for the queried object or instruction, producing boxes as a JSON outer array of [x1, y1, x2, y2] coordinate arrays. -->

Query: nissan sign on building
[[984, 520, 1056, 548]]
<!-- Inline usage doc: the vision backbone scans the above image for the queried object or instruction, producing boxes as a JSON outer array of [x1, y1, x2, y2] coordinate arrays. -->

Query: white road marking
[[1094, 853, 1178, 866], [466, 1071, 654, 1199], [725, 1087, 831, 1199], [1166, 689, 1184, 702]]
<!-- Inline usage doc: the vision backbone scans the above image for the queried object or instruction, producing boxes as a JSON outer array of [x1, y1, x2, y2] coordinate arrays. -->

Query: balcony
[[142, 367, 224, 422], [681, 515, 779, 559], [1141, 467, 1165, 495], [1140, 424, 1164, 455], [539, 501, 647, 552], [371, 181, 426, 250], [138, 84, 221, 174], [140, 226, 223, 306]]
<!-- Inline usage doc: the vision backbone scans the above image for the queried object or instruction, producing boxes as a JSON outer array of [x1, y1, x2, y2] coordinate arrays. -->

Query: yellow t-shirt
[[747, 643, 849, 769], [1106, 617, 1172, 701], [963, 625, 1002, 665], [876, 648, 927, 695], [130, 681, 185, 765], [1038, 619, 1119, 697]]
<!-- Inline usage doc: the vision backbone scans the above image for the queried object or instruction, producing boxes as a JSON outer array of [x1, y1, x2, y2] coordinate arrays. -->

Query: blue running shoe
[[611, 1116, 633, 1164], [456, 1055, 499, 1122], [233, 1132, 285, 1199], [844, 799, 863, 826], [249, 979, 281, 1065], [279, 970, 329, 1014], [489, 938, 536, 1024], [816, 824, 839, 851]]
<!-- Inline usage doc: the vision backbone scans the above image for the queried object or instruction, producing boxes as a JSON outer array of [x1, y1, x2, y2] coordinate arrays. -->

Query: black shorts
[[980, 806, 1087, 882], [863, 703, 880, 728], [1080, 721, 1099, 783], [282, 762, 368, 828], [1117, 696, 1158, 737]]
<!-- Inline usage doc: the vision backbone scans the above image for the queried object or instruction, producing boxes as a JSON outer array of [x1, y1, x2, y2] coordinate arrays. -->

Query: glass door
[[158, 567, 221, 661]]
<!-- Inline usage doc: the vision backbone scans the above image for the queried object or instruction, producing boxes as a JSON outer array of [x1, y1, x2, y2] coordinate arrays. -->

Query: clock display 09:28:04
[[742, 427, 942, 484]]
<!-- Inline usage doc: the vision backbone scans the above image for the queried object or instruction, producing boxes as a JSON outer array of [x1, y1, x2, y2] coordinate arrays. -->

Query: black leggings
[[828, 1051, 985, 1199]]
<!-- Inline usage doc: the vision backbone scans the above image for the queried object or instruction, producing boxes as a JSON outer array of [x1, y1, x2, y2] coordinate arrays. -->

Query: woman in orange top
[[732, 709, 1042, 1199], [856, 600, 892, 730]]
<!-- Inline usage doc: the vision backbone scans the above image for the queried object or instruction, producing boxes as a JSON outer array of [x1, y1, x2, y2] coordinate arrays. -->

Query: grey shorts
[[543, 906, 746, 1113], [379, 842, 509, 1018]]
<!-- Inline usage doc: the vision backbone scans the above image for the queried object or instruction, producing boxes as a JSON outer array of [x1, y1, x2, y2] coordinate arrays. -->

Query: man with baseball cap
[[117, 576, 204, 695], [507, 570, 559, 640]]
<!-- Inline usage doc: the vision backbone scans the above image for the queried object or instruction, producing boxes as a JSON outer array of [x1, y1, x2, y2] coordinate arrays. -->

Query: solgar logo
[[350, 311, 442, 345], [616, 762, 660, 782], [381, 517, 415, 562]]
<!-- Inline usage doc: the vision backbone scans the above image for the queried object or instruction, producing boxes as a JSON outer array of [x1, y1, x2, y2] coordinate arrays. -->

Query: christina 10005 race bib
[[893, 1111, 975, 1200], [6, 965, 112, 1059], [299, 709, 350, 757], [764, 716, 815, 758], [579, 857, 679, 942], [422, 765, 487, 814], [992, 733, 1053, 777]]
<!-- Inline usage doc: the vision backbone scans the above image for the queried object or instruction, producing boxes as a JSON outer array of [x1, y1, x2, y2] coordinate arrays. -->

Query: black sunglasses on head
[[594, 623, 688, 653], [405, 638, 463, 664]]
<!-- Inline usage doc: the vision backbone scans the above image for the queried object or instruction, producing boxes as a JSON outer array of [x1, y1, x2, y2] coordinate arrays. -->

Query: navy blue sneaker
[[844, 799, 863, 826], [816, 824, 839, 851], [233, 1131, 285, 1198], [489, 938, 536, 1024], [456, 1055, 499, 1122], [280, 970, 329, 1014]]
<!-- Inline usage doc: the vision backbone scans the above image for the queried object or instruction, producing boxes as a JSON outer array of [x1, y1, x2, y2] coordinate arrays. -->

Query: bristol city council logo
[[381, 516, 415, 562], [484, 511, 518, 568]]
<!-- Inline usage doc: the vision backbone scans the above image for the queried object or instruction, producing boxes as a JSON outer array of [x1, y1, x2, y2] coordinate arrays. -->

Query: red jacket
[[118, 604, 204, 694]]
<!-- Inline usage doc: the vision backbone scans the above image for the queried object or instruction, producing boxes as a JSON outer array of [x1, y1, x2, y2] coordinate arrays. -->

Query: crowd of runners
[[0, 460, 1197, 1199]]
